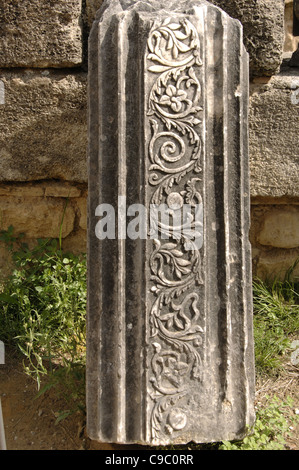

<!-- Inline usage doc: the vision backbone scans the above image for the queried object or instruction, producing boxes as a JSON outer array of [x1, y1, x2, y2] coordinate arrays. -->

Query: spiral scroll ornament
[[147, 18, 205, 442]]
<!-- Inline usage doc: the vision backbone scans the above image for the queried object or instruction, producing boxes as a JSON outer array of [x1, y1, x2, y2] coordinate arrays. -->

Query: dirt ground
[[0, 347, 143, 451], [0, 346, 298, 451]]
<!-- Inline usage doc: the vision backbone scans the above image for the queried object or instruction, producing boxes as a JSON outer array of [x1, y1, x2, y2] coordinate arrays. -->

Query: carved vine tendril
[[147, 17, 204, 443]]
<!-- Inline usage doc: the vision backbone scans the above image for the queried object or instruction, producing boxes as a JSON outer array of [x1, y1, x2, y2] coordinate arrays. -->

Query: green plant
[[0, 224, 24, 252], [0, 226, 87, 417], [252, 268, 299, 375], [1, 224, 298, 440], [219, 396, 298, 450]]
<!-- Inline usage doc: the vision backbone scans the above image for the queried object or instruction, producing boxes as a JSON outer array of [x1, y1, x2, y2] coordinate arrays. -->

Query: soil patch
[[0, 347, 143, 451], [0, 346, 298, 450]]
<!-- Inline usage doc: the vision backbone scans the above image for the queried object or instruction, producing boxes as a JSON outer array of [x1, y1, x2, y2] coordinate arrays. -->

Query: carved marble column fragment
[[87, 0, 255, 446]]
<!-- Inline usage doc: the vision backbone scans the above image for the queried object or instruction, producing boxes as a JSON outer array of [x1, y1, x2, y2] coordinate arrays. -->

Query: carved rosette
[[146, 18, 205, 443]]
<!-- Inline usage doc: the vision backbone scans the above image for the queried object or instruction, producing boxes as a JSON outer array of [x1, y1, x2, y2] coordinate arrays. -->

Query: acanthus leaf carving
[[146, 17, 205, 443]]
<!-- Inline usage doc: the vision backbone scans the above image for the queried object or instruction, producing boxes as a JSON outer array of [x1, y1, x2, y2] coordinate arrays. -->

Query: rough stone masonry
[[0, 0, 298, 282], [86, 0, 255, 446]]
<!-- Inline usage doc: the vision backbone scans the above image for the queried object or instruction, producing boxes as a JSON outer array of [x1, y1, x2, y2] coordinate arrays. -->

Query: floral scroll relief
[[147, 18, 204, 442]]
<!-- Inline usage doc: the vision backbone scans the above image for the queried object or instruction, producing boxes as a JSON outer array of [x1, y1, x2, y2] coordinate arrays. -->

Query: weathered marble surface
[[87, 0, 255, 446]]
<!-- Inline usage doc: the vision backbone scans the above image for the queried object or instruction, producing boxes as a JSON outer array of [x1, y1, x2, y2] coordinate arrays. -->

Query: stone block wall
[[0, 0, 298, 281]]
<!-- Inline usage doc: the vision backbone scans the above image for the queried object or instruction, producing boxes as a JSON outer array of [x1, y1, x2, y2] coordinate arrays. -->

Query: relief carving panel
[[146, 18, 205, 443]]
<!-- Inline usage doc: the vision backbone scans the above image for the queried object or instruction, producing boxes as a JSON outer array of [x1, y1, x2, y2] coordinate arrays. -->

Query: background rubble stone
[[0, 0, 298, 281], [0, 0, 83, 68], [210, 0, 285, 77], [249, 67, 299, 199], [0, 70, 87, 182]]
